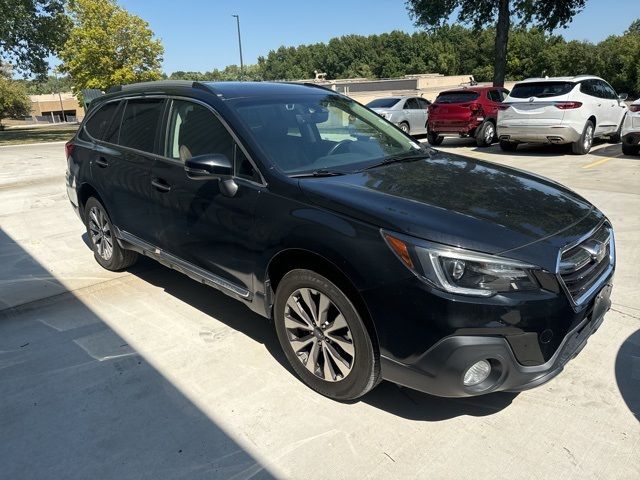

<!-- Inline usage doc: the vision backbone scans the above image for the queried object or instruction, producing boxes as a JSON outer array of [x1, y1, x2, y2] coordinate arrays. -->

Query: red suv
[[427, 86, 509, 147]]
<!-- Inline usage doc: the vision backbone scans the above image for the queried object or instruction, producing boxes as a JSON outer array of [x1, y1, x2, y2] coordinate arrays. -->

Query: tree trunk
[[493, 0, 510, 87]]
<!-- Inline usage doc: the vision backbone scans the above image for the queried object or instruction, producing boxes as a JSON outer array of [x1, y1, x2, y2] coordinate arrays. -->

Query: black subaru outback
[[66, 81, 614, 400]]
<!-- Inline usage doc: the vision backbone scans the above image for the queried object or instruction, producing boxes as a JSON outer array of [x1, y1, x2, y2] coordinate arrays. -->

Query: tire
[[622, 142, 640, 156], [609, 115, 624, 143], [84, 197, 137, 271], [475, 121, 496, 147], [427, 130, 444, 146], [499, 139, 518, 152], [274, 269, 380, 401], [572, 120, 595, 155], [399, 121, 410, 134]]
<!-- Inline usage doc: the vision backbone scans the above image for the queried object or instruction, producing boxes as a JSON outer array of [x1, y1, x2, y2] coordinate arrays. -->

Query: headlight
[[382, 230, 539, 297]]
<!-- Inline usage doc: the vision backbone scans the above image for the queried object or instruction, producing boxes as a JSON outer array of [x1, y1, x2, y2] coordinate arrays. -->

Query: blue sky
[[115, 0, 640, 74]]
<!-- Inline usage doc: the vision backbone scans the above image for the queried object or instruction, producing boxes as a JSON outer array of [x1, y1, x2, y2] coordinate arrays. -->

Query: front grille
[[558, 223, 613, 305]]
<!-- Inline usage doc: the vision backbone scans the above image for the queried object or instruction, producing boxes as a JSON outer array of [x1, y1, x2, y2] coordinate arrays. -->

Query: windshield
[[230, 93, 422, 175], [435, 91, 480, 104], [510, 81, 575, 98], [366, 98, 400, 109]]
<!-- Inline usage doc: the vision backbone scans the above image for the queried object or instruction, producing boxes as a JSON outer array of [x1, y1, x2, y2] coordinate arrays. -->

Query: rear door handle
[[95, 157, 108, 168], [151, 178, 171, 192]]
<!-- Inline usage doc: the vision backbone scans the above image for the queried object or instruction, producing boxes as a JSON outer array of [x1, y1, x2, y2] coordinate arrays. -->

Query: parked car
[[426, 86, 509, 147], [498, 75, 628, 154], [366, 96, 430, 135], [67, 81, 614, 401], [621, 99, 640, 155]]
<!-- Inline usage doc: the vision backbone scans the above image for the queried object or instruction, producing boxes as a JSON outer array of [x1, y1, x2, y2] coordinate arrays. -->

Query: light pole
[[232, 14, 244, 79], [54, 70, 66, 123]]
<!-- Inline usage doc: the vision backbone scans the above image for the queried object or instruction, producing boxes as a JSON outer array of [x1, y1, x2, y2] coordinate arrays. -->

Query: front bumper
[[497, 124, 581, 144], [380, 283, 612, 397]]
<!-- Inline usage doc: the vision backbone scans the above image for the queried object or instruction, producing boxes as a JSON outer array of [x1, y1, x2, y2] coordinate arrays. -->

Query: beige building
[[29, 92, 85, 122]]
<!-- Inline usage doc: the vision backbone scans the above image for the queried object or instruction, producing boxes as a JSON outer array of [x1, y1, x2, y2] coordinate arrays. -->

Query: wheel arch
[[77, 183, 105, 224], [266, 248, 380, 351]]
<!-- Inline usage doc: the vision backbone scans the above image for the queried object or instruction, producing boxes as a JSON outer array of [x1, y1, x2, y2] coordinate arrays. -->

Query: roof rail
[[106, 80, 211, 94]]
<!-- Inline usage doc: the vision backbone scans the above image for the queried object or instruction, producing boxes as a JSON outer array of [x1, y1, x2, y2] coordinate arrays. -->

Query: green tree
[[58, 0, 164, 96], [0, 77, 31, 128], [406, 0, 586, 86], [0, 0, 69, 77]]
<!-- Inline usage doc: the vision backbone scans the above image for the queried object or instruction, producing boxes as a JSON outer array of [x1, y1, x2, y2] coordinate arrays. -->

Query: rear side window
[[510, 82, 575, 98], [119, 99, 164, 153], [417, 98, 430, 109], [404, 98, 420, 109], [366, 98, 400, 108], [487, 90, 502, 102], [435, 91, 480, 104], [84, 101, 120, 140]]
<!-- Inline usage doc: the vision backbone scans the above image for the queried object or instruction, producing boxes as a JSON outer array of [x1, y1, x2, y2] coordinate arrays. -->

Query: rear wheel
[[399, 121, 410, 134], [274, 269, 380, 401], [572, 120, 594, 155], [499, 139, 518, 152], [427, 130, 444, 146], [475, 121, 496, 147], [84, 197, 137, 271], [622, 142, 640, 156]]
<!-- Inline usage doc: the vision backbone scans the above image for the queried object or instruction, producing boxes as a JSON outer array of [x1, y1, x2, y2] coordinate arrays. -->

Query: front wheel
[[622, 142, 640, 155], [427, 130, 444, 146], [274, 269, 380, 401], [475, 121, 496, 147], [499, 139, 518, 152], [572, 120, 594, 155]]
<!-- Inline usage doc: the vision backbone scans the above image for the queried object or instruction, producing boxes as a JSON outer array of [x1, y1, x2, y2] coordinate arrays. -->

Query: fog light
[[463, 360, 491, 386]]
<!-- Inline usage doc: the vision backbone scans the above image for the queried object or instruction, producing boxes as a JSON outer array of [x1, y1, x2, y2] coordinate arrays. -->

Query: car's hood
[[299, 152, 601, 269]]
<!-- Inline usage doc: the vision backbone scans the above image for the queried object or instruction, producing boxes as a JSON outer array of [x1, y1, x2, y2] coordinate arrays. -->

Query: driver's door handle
[[95, 157, 108, 168], [151, 178, 171, 193]]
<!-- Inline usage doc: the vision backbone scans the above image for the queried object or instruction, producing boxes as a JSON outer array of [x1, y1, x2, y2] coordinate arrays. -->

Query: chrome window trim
[[555, 220, 615, 310], [84, 93, 267, 188], [162, 96, 267, 187]]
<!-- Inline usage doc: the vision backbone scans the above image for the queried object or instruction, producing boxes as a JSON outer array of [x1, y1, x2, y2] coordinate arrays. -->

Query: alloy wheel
[[584, 124, 594, 150], [88, 206, 113, 261], [284, 288, 355, 382], [485, 123, 495, 144], [400, 123, 409, 133]]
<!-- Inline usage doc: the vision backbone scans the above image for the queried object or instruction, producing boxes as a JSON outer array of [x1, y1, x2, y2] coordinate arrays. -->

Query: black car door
[[89, 97, 165, 242], [148, 98, 264, 293]]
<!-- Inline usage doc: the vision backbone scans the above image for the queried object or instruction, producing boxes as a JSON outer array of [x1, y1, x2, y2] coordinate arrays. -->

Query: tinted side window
[[599, 81, 617, 99], [103, 101, 124, 144], [166, 100, 234, 162], [235, 146, 260, 183], [500, 89, 510, 101], [84, 101, 120, 140], [404, 98, 420, 109], [417, 98, 430, 109], [119, 99, 164, 153], [580, 80, 596, 97], [487, 90, 501, 102]]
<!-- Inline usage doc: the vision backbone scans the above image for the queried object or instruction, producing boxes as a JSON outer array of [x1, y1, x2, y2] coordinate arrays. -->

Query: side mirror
[[184, 154, 232, 180], [619, 93, 629, 101]]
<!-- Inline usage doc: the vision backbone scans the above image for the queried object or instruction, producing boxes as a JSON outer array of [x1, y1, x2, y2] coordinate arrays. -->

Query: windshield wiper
[[360, 151, 431, 171], [289, 169, 346, 178]]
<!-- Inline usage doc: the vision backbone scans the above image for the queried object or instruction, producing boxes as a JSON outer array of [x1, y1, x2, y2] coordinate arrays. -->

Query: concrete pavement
[[0, 141, 638, 479]]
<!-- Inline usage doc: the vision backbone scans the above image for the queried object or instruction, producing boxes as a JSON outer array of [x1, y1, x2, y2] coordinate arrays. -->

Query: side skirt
[[114, 228, 252, 302]]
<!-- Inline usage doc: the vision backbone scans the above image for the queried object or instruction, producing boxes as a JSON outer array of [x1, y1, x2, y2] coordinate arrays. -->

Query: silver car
[[367, 96, 430, 135]]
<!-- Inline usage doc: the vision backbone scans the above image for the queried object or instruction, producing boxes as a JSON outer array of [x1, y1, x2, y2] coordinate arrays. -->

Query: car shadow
[[615, 328, 640, 422], [128, 257, 518, 421], [0, 228, 275, 479]]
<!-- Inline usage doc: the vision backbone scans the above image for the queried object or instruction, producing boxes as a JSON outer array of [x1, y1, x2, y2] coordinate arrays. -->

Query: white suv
[[497, 76, 628, 154], [621, 99, 640, 155]]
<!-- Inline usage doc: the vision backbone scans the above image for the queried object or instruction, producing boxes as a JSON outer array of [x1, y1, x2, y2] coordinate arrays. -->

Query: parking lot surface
[[1, 140, 639, 479]]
